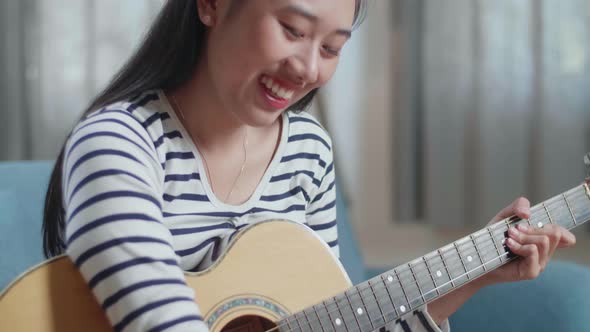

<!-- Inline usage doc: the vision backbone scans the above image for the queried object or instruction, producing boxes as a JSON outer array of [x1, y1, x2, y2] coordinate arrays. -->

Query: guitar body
[[4, 181, 589, 332], [0, 221, 352, 332]]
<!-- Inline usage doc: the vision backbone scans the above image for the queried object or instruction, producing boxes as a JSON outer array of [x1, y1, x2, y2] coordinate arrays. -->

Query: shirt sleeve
[[305, 142, 338, 258], [62, 110, 209, 332]]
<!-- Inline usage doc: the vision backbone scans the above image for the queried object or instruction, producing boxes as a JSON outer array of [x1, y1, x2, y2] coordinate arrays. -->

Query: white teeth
[[261, 75, 294, 100]]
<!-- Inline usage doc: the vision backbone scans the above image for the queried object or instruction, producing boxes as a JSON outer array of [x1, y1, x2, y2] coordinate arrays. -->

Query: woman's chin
[[243, 108, 284, 128]]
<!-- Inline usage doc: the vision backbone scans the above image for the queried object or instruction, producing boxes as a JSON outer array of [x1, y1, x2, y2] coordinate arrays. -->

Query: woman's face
[[201, 0, 356, 127]]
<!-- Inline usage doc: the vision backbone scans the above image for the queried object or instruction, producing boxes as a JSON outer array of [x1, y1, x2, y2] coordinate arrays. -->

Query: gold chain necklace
[[171, 95, 248, 203]]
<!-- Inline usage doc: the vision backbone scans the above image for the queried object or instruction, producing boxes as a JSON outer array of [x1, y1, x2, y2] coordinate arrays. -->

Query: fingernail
[[507, 238, 516, 246], [509, 228, 519, 236], [517, 224, 529, 231]]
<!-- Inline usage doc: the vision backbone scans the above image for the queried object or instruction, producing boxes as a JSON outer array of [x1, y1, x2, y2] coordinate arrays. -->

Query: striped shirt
[[62, 90, 448, 332]]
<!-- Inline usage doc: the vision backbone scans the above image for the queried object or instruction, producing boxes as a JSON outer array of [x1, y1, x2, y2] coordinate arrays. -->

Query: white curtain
[[393, 0, 590, 227], [0, 0, 163, 160]]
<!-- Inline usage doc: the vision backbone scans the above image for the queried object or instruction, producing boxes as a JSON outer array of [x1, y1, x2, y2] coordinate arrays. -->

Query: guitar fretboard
[[280, 183, 590, 332]]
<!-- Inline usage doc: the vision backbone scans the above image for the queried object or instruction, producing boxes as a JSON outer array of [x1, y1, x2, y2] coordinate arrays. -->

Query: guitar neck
[[281, 183, 590, 332]]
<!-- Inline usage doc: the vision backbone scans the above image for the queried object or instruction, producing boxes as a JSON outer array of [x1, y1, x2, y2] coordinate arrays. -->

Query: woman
[[42, 1, 576, 331]]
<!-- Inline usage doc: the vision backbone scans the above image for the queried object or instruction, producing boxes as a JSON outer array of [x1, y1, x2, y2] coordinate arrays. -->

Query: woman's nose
[[284, 47, 320, 87]]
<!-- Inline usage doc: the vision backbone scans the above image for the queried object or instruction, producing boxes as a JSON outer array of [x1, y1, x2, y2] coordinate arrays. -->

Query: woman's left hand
[[482, 197, 577, 285]]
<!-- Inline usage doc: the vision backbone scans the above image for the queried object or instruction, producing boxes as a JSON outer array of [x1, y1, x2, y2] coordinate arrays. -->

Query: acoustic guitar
[[1, 179, 589, 332]]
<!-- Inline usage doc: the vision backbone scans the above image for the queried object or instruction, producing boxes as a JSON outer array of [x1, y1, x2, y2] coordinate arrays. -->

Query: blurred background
[[0, 0, 589, 270]]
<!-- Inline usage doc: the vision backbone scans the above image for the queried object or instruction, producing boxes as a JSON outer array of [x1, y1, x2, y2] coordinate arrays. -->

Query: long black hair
[[43, 0, 367, 258]]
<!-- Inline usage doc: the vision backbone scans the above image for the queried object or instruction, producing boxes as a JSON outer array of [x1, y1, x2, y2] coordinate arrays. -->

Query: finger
[[508, 227, 550, 269], [506, 239, 541, 280], [557, 229, 576, 248], [558, 228, 576, 248], [539, 225, 561, 257], [519, 224, 574, 249], [490, 197, 531, 224]]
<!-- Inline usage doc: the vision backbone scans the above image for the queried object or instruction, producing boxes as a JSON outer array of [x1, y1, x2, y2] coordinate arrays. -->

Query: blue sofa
[[1, 161, 589, 331]]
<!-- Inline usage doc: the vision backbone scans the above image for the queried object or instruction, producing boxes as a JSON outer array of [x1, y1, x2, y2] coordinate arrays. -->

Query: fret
[[303, 307, 323, 332], [359, 280, 386, 327], [563, 192, 578, 226], [345, 286, 373, 331], [324, 298, 348, 332], [456, 237, 485, 279], [286, 315, 303, 332], [392, 269, 412, 311], [530, 206, 549, 229], [441, 244, 468, 286], [504, 218, 513, 229], [410, 258, 437, 302], [375, 275, 400, 322], [400, 263, 425, 309], [477, 228, 502, 270], [460, 236, 486, 278], [383, 271, 409, 316], [485, 227, 502, 257], [429, 250, 453, 293], [314, 301, 336, 332], [570, 186, 590, 224], [282, 316, 292, 332], [548, 195, 576, 229], [469, 234, 486, 271], [468, 235, 487, 274], [452, 242, 469, 280], [491, 223, 511, 262], [542, 203, 554, 224], [421, 256, 440, 298], [395, 266, 423, 309], [334, 294, 360, 332], [524, 217, 532, 227], [295, 310, 313, 332]]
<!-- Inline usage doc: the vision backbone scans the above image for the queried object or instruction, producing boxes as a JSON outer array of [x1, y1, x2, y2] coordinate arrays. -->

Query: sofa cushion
[[0, 190, 45, 290], [0, 161, 53, 290], [450, 260, 590, 332]]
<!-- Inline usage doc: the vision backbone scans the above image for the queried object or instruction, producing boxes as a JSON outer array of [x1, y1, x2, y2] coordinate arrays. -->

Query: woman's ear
[[196, 0, 217, 26]]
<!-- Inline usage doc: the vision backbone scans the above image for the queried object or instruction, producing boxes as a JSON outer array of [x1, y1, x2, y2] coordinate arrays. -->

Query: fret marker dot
[[387, 275, 394, 283], [537, 222, 543, 228], [400, 305, 406, 313], [467, 256, 473, 262], [436, 270, 442, 277], [335, 318, 342, 326], [357, 308, 363, 315]]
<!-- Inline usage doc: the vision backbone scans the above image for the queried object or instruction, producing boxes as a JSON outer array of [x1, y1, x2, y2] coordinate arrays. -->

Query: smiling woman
[[36, 1, 576, 332]]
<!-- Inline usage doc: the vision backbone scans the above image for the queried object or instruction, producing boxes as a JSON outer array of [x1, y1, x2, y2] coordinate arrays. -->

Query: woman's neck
[[171, 65, 245, 151]]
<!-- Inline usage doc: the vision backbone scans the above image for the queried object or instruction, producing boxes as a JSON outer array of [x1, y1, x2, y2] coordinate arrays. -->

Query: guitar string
[[276, 234, 544, 332], [267, 219, 580, 331], [286, 247, 520, 332], [362, 185, 588, 294], [264, 186, 589, 332], [270, 188, 588, 332], [273, 217, 586, 331]]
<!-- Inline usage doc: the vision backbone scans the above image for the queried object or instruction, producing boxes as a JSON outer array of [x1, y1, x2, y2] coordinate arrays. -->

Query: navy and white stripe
[[63, 89, 447, 332]]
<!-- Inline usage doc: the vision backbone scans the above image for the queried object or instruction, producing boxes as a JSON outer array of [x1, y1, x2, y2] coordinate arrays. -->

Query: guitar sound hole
[[221, 315, 277, 332]]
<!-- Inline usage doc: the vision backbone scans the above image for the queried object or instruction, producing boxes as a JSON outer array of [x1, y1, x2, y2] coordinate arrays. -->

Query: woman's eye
[[281, 23, 304, 39], [323, 46, 341, 57]]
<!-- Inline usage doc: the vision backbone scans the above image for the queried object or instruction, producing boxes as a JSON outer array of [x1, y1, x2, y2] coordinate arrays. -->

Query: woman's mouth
[[259, 75, 295, 110]]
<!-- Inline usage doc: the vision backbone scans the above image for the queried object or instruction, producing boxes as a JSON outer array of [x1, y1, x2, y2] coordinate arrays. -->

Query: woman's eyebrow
[[282, 4, 352, 38]]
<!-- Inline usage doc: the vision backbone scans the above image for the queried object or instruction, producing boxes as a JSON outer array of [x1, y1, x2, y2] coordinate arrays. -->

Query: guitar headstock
[[585, 153, 590, 185]]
